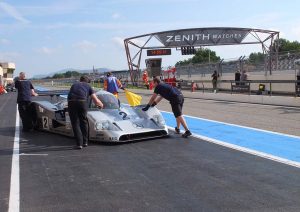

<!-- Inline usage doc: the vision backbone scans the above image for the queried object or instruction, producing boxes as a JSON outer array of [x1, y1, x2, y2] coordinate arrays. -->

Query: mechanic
[[142, 77, 192, 138], [104, 72, 124, 98], [14, 72, 38, 132], [68, 76, 104, 149]]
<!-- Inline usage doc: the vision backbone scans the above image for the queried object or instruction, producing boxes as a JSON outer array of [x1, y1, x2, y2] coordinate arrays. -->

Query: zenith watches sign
[[155, 28, 251, 47]]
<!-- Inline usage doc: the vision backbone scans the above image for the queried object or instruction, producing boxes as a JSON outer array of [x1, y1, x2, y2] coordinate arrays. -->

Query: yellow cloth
[[125, 90, 142, 106]]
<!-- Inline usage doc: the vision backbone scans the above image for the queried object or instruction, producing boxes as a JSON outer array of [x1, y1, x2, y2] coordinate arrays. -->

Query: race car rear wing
[[36, 90, 69, 97]]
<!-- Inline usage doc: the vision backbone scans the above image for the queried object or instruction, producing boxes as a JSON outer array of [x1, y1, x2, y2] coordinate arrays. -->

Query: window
[[91, 93, 119, 109]]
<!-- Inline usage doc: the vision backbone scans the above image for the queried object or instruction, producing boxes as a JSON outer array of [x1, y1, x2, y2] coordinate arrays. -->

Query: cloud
[[112, 12, 121, 19], [0, 51, 20, 60], [36, 47, 55, 55], [0, 38, 10, 44], [0, 2, 30, 24], [112, 37, 124, 48], [291, 26, 300, 39], [44, 21, 165, 30], [73, 40, 97, 54]]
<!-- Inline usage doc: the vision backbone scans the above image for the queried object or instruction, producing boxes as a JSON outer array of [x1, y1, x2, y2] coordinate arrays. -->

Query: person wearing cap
[[104, 72, 124, 98], [14, 72, 38, 132], [142, 77, 192, 138], [68, 75, 104, 149]]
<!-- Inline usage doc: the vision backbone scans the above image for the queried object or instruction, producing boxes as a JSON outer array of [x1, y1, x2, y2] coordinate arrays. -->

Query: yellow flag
[[125, 90, 142, 106]]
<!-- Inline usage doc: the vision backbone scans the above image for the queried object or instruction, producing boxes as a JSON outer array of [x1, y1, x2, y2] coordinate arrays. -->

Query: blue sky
[[0, 0, 300, 77]]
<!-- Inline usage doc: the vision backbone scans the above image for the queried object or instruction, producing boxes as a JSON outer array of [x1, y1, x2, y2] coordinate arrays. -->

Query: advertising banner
[[155, 28, 251, 47]]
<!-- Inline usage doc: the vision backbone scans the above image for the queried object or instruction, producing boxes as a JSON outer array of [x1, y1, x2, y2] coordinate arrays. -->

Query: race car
[[5, 83, 16, 92], [32, 90, 168, 142]]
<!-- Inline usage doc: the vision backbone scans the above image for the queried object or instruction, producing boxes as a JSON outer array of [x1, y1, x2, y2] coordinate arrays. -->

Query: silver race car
[[32, 90, 168, 142]]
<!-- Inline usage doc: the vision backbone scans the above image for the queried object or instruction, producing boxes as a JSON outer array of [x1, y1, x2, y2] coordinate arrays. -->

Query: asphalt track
[[1, 92, 300, 212]]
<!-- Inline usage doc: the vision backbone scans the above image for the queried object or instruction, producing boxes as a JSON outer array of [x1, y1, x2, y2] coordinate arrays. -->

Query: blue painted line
[[161, 112, 300, 163]]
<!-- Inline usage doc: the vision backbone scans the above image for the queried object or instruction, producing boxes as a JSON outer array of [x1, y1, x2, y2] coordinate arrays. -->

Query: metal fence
[[176, 50, 300, 78]]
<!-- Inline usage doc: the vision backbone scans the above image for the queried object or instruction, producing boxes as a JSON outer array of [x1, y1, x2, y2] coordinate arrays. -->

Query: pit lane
[[1, 92, 300, 211]]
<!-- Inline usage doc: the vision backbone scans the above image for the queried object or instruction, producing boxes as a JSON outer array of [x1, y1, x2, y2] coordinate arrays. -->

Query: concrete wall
[[178, 70, 297, 92]]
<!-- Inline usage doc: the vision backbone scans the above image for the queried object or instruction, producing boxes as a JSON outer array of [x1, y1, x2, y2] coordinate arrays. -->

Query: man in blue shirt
[[104, 72, 124, 98], [142, 77, 192, 138], [68, 76, 103, 149], [15, 72, 38, 132]]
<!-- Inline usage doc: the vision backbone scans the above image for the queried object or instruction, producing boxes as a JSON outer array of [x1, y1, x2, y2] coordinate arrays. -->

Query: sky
[[0, 0, 300, 77]]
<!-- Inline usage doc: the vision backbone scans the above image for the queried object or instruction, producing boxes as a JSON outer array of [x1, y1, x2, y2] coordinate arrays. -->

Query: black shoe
[[175, 127, 180, 134], [83, 143, 88, 147], [75, 145, 83, 150], [182, 130, 192, 138]]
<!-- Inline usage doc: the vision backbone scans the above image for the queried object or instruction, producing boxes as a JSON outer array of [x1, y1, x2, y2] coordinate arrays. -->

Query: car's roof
[[95, 90, 115, 96]]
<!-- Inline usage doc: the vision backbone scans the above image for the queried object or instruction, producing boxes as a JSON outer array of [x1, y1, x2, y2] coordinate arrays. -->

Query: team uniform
[[15, 79, 35, 131], [154, 83, 184, 118], [104, 76, 122, 98], [68, 82, 94, 147]]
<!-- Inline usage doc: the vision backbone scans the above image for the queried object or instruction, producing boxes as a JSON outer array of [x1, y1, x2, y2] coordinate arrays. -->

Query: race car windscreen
[[91, 93, 119, 109]]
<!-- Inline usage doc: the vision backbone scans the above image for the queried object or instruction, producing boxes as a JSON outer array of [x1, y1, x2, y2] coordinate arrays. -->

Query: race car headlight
[[95, 121, 109, 130], [152, 115, 165, 126], [95, 122, 102, 131], [94, 121, 120, 131]]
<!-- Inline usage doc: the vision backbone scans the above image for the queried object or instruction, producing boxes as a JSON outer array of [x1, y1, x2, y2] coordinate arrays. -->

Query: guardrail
[[162, 80, 300, 96], [33, 79, 300, 97]]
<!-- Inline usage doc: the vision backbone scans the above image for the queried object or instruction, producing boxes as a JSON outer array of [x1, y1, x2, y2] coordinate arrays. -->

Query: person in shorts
[[142, 77, 192, 138]]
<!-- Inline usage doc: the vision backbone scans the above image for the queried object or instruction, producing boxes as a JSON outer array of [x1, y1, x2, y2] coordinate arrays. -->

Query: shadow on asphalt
[[277, 106, 300, 114], [0, 127, 16, 138], [13, 129, 172, 155]]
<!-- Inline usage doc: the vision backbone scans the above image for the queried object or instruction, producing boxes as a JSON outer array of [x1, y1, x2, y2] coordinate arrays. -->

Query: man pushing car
[[142, 77, 192, 138]]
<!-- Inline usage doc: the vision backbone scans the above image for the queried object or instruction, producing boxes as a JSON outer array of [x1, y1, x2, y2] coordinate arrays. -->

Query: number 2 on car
[[42, 116, 49, 130]]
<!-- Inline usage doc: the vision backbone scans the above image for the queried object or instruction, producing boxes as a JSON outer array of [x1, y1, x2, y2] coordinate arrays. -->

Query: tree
[[248, 52, 265, 64], [272, 38, 300, 53], [175, 48, 220, 66], [248, 38, 300, 63], [52, 71, 80, 78], [65, 71, 73, 78], [52, 73, 64, 78]]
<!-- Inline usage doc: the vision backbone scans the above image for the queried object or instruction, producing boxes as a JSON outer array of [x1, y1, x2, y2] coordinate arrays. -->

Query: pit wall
[[178, 70, 297, 92]]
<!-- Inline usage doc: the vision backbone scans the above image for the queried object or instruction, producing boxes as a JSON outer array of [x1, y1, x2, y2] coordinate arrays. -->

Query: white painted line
[[168, 127, 300, 169], [193, 132, 300, 169], [9, 106, 20, 212], [20, 153, 48, 156]]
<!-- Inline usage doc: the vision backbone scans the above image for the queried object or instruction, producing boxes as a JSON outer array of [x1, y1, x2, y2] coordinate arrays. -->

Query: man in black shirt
[[14, 72, 38, 132], [142, 77, 192, 138], [68, 76, 103, 149], [211, 70, 219, 93], [235, 70, 241, 85]]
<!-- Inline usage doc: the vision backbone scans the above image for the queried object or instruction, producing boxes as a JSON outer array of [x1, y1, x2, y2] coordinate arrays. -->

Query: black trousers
[[68, 101, 88, 146], [18, 101, 34, 131]]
